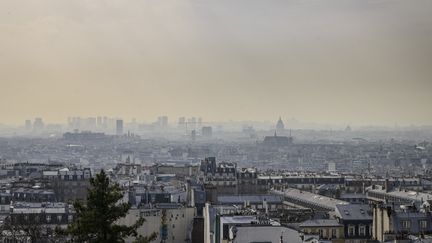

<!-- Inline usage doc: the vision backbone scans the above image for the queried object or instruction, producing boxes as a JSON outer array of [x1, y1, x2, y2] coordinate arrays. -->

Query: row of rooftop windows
[[12, 214, 74, 224]]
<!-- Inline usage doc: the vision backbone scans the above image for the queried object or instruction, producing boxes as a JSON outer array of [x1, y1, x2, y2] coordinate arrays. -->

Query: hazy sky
[[1, 0, 432, 126]]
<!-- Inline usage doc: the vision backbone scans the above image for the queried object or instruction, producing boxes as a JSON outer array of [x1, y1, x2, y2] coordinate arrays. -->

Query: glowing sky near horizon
[[1, 0, 432, 126]]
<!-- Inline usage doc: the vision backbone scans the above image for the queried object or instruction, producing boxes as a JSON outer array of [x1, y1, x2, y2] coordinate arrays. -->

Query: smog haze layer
[[1, 0, 432, 126]]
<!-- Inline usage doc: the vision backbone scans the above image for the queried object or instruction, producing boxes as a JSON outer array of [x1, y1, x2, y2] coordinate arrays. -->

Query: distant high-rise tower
[[157, 116, 168, 128], [201, 126, 212, 138], [178, 117, 185, 125], [178, 117, 186, 131], [25, 120, 32, 131], [188, 117, 197, 131], [97, 116, 102, 127], [103, 117, 108, 128], [33, 118, 44, 131], [116, 119, 123, 135], [276, 117, 285, 134], [197, 117, 202, 128], [191, 130, 196, 141]]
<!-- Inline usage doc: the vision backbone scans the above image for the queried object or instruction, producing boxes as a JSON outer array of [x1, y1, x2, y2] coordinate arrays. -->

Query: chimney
[[186, 181, 190, 202], [385, 179, 391, 192], [190, 188, 195, 207], [263, 198, 268, 215]]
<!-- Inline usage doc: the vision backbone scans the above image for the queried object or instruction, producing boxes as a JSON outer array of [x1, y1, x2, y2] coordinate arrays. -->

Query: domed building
[[276, 117, 285, 134]]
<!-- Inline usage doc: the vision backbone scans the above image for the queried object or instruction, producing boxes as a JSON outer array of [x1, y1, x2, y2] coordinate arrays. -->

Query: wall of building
[[301, 226, 344, 240], [120, 206, 196, 243]]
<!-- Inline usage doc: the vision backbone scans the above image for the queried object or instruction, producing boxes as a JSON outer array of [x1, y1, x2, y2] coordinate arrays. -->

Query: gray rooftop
[[272, 188, 349, 210], [12, 207, 66, 214], [335, 204, 372, 221], [217, 195, 282, 205], [220, 215, 258, 225], [299, 219, 342, 228], [339, 193, 367, 199], [368, 188, 432, 203]]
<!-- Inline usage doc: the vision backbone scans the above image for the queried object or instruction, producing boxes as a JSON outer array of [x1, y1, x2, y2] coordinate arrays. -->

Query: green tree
[[64, 170, 155, 243]]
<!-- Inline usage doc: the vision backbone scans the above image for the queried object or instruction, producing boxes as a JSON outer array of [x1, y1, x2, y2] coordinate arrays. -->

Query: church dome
[[276, 117, 285, 131]]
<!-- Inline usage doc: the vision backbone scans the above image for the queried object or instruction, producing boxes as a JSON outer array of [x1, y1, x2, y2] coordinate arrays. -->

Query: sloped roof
[[335, 204, 372, 220]]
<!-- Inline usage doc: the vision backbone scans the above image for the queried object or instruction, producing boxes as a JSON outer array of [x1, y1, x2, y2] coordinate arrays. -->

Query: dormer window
[[359, 225, 366, 236], [401, 220, 411, 229], [420, 220, 428, 229]]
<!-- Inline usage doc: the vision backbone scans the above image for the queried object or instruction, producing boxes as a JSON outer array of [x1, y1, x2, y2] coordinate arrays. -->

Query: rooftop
[[272, 188, 349, 210], [368, 187, 432, 203], [220, 215, 258, 224], [300, 219, 342, 228], [335, 204, 372, 220], [217, 195, 282, 205]]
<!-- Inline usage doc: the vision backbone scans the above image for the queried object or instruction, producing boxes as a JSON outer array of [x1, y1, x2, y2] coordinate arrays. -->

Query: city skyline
[[2, 1, 432, 242], [3, 115, 432, 129]]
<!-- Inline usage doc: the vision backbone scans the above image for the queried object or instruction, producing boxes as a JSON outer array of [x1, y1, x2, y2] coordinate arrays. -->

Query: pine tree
[[63, 170, 154, 243]]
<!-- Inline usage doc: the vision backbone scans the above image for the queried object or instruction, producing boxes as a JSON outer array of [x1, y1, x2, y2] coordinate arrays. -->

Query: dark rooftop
[[335, 204, 372, 221], [299, 219, 342, 228]]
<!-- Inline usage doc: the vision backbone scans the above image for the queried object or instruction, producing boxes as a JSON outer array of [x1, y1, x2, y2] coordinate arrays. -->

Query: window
[[331, 229, 337, 238], [401, 220, 411, 229], [348, 225, 355, 236], [420, 220, 428, 230], [359, 225, 366, 236]]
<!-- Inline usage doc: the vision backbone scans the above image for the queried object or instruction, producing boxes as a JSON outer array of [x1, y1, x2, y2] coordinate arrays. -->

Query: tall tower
[[33, 118, 44, 132], [116, 119, 123, 136], [25, 120, 32, 131]]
